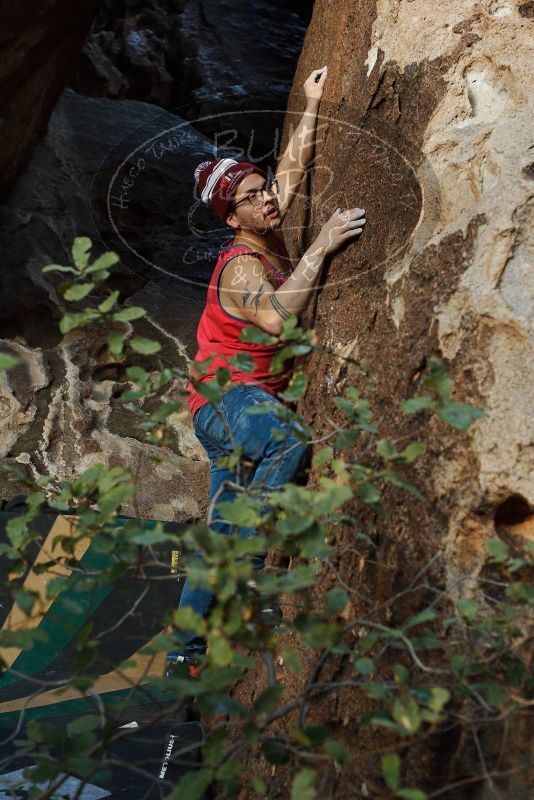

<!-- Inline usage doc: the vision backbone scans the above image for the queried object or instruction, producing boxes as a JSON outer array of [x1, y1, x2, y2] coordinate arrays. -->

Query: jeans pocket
[[193, 401, 230, 451]]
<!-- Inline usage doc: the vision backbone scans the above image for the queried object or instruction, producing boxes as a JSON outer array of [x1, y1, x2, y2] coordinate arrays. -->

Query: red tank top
[[187, 237, 294, 419]]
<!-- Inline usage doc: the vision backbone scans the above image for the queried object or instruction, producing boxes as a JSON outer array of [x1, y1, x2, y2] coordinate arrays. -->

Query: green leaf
[[324, 739, 350, 764], [423, 358, 452, 399], [254, 684, 283, 715], [107, 328, 124, 357], [279, 371, 308, 402], [393, 664, 409, 685], [98, 290, 119, 314], [280, 314, 299, 338], [195, 380, 223, 405], [481, 681, 509, 708], [354, 657, 375, 675], [290, 768, 316, 800], [0, 353, 20, 371], [64, 283, 94, 301], [215, 367, 231, 386], [59, 311, 98, 333], [334, 429, 360, 450], [400, 396, 434, 414], [216, 496, 262, 527], [262, 739, 289, 765], [458, 598, 478, 619], [168, 769, 212, 800], [126, 366, 148, 384], [439, 401, 485, 431], [129, 336, 161, 355], [67, 715, 100, 736], [383, 470, 424, 501], [0, 627, 47, 650], [282, 648, 301, 674], [240, 326, 277, 345], [173, 607, 207, 636], [228, 352, 255, 373], [302, 725, 327, 746], [42, 264, 77, 274], [98, 483, 132, 515], [251, 777, 267, 795], [382, 753, 400, 790], [313, 447, 333, 467], [113, 306, 147, 322], [216, 758, 245, 781], [397, 789, 428, 800], [401, 442, 426, 463], [315, 478, 352, 512], [71, 237, 92, 268], [207, 632, 233, 667], [202, 729, 227, 768], [90, 269, 110, 283], [392, 696, 421, 735], [486, 538, 508, 562], [85, 251, 119, 273], [270, 344, 311, 375], [326, 587, 348, 615], [450, 654, 465, 674], [127, 526, 175, 546], [356, 481, 381, 504], [377, 439, 397, 460], [403, 609, 438, 630], [13, 590, 37, 616], [364, 682, 391, 701], [427, 687, 450, 713], [506, 581, 534, 603]]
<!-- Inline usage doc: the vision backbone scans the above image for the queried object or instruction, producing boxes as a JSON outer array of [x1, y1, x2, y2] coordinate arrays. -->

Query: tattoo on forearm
[[251, 283, 265, 314], [242, 283, 251, 307], [269, 293, 291, 320]]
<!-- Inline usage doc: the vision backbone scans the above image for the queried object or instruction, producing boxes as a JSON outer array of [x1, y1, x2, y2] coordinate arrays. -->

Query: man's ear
[[226, 211, 239, 229]]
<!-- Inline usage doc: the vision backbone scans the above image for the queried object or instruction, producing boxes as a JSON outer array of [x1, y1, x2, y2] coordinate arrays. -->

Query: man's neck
[[232, 227, 274, 252]]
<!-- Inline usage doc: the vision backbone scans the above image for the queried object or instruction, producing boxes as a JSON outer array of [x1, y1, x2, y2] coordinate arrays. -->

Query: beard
[[252, 208, 281, 233]]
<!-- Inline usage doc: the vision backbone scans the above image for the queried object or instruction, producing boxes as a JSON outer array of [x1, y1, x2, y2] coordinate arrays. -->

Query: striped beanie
[[194, 158, 267, 222]]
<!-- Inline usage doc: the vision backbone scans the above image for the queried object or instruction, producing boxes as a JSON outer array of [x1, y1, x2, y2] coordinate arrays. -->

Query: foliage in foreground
[[0, 238, 531, 800]]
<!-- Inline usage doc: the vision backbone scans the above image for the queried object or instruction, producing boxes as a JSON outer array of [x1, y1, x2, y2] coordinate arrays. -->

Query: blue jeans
[[168, 384, 311, 660]]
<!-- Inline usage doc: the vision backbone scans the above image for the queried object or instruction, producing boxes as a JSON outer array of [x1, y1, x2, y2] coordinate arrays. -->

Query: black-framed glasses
[[232, 178, 279, 210]]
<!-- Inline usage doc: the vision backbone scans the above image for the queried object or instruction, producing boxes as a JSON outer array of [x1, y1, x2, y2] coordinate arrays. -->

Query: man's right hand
[[315, 207, 366, 256]]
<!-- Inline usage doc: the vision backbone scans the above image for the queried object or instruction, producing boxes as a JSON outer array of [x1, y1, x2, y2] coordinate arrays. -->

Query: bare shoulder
[[219, 253, 271, 290]]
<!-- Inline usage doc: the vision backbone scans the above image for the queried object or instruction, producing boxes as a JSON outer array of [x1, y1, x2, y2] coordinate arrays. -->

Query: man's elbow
[[265, 318, 283, 337], [261, 311, 284, 336], [255, 310, 283, 337]]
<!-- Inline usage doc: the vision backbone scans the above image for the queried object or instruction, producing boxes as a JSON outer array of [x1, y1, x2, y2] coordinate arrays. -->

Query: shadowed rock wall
[[0, 0, 310, 519], [0, 0, 103, 193]]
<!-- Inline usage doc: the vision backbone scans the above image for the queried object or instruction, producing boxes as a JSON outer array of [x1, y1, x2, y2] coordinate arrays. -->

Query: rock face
[[291, 0, 533, 577], [0, 0, 103, 193], [71, 0, 311, 104], [244, 0, 531, 796], [0, 89, 222, 519]]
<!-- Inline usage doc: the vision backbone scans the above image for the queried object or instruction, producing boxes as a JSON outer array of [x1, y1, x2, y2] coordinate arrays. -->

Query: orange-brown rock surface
[[234, 1, 533, 796], [290, 0, 533, 598]]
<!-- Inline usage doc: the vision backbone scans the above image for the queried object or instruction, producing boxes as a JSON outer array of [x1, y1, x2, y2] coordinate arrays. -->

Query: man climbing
[[168, 66, 366, 671]]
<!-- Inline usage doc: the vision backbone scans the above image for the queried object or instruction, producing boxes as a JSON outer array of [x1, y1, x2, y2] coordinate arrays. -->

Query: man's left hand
[[304, 66, 328, 102]]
